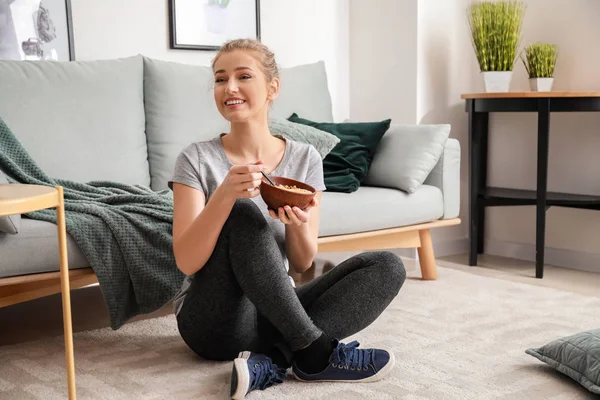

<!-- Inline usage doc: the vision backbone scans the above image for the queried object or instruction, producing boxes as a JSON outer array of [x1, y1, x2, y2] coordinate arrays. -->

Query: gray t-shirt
[[168, 134, 326, 315]]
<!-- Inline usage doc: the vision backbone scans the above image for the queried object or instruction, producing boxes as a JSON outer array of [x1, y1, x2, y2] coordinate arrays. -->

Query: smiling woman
[[168, 39, 406, 400]]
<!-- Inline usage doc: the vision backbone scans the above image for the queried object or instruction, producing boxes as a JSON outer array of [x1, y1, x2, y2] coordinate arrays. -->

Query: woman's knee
[[364, 250, 406, 294], [225, 198, 268, 230]]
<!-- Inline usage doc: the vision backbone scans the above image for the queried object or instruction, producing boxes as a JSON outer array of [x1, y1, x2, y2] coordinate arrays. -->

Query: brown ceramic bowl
[[260, 176, 316, 211]]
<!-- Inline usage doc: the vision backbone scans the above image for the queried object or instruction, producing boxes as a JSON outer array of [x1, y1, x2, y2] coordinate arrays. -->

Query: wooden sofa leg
[[417, 229, 437, 280]]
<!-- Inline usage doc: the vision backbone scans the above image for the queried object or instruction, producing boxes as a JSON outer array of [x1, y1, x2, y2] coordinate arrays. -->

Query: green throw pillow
[[526, 328, 600, 395], [288, 113, 391, 193]]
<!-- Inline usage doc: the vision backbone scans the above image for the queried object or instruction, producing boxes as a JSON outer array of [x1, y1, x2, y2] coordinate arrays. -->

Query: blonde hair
[[212, 39, 279, 83]]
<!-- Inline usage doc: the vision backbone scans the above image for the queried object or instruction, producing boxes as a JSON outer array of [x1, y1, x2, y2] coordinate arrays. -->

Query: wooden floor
[[1, 252, 599, 346]]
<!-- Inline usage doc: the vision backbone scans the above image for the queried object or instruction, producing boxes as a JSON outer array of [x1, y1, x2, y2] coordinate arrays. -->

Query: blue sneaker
[[292, 340, 395, 383], [230, 351, 287, 399]]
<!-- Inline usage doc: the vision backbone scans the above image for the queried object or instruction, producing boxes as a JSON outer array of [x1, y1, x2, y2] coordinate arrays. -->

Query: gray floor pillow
[[0, 169, 21, 234], [526, 328, 600, 394]]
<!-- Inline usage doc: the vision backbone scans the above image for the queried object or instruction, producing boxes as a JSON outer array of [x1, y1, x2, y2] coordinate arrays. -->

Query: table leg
[[468, 100, 488, 266], [477, 113, 489, 255], [536, 100, 551, 279], [56, 186, 77, 399], [468, 100, 478, 265]]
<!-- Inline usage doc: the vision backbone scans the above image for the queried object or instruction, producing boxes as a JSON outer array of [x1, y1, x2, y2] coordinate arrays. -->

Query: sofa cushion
[[0, 56, 150, 186], [270, 60, 334, 123], [0, 218, 89, 278], [289, 114, 391, 193], [364, 124, 451, 194], [268, 117, 340, 159], [144, 57, 336, 191], [318, 185, 444, 237], [0, 170, 20, 234]]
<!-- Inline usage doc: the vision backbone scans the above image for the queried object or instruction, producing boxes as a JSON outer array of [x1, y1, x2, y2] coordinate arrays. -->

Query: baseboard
[[433, 237, 469, 258], [485, 238, 600, 274]]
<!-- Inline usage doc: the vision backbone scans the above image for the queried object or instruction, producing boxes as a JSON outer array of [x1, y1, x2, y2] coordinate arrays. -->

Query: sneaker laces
[[249, 358, 286, 391], [331, 340, 374, 371]]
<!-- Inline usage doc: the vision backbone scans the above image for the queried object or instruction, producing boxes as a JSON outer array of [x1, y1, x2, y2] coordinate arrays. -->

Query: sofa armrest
[[423, 138, 460, 219]]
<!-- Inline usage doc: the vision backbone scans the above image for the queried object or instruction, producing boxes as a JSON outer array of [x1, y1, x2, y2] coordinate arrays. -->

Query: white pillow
[[363, 124, 451, 193]]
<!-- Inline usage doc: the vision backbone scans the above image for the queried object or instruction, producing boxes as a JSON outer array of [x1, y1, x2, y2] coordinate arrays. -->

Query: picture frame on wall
[[0, 0, 75, 61], [169, 0, 261, 51]]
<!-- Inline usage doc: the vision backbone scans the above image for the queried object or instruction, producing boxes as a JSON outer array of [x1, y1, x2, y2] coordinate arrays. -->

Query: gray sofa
[[0, 55, 460, 287]]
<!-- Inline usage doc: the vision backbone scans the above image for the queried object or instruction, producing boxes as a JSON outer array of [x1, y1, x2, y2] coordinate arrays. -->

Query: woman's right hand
[[218, 162, 265, 202]]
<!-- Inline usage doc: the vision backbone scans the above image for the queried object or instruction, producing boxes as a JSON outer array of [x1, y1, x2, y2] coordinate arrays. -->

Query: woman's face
[[213, 50, 278, 123]]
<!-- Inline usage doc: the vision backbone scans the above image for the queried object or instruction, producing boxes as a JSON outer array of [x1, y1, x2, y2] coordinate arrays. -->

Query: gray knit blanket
[[0, 118, 185, 329]]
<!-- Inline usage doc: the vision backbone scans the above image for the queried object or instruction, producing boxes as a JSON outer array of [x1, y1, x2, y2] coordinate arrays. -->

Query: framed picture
[[169, 0, 260, 51], [0, 0, 74, 61]]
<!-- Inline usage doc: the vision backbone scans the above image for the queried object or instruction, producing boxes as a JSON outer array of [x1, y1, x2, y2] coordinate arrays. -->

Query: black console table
[[462, 91, 600, 279]]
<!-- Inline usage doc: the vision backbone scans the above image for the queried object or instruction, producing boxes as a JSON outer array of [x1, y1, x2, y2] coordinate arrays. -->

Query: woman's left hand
[[269, 196, 319, 225]]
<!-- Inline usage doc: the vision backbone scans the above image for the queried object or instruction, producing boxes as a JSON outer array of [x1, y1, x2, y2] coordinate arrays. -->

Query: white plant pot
[[529, 77, 554, 92], [481, 71, 513, 92]]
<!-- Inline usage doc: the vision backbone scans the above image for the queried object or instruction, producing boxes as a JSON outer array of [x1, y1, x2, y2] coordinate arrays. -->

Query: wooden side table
[[0, 184, 76, 399], [461, 91, 600, 279]]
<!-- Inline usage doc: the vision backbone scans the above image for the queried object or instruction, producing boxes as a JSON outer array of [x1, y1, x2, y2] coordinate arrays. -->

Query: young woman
[[169, 39, 406, 399]]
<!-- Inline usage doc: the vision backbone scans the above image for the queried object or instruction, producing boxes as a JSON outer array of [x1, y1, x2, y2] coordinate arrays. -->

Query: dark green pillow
[[288, 113, 391, 193]]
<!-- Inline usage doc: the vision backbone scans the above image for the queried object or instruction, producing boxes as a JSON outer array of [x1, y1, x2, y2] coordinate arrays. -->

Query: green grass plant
[[467, 0, 526, 72], [521, 43, 558, 78]]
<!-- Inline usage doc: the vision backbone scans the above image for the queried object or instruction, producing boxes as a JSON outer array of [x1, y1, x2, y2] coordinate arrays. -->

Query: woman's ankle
[[293, 333, 335, 374]]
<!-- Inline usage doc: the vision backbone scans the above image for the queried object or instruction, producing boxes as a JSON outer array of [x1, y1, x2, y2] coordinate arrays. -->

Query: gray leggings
[[176, 199, 406, 363]]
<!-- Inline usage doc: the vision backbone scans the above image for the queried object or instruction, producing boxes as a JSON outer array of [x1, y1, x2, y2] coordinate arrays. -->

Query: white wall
[[70, 0, 350, 122], [349, 0, 418, 124]]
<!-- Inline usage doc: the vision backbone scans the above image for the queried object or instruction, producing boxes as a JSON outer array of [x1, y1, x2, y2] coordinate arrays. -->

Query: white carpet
[[1, 264, 599, 400]]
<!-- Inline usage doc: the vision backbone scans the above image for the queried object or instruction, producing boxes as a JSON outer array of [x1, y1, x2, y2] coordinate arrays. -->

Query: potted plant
[[521, 43, 558, 92], [467, 0, 526, 92]]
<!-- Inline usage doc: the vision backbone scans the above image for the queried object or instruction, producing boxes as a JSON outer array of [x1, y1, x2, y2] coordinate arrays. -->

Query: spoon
[[261, 170, 277, 186]]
